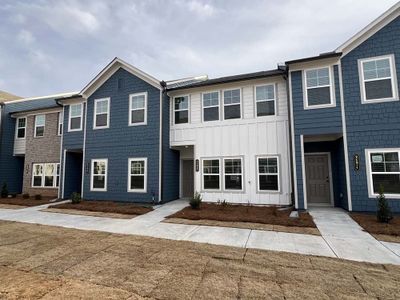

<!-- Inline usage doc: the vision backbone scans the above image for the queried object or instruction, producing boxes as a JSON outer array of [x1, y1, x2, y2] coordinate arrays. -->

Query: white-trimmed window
[[32, 163, 60, 188], [255, 84, 276, 117], [94, 98, 110, 129], [304, 67, 334, 108], [91, 159, 108, 191], [224, 157, 243, 190], [16, 117, 26, 139], [34, 115, 45, 137], [257, 156, 279, 192], [58, 112, 63, 136], [129, 93, 147, 125], [128, 158, 147, 192], [223, 89, 241, 119], [359, 55, 399, 103], [202, 159, 220, 190], [174, 96, 189, 124], [202, 92, 219, 122], [367, 149, 400, 197], [69, 103, 83, 131]]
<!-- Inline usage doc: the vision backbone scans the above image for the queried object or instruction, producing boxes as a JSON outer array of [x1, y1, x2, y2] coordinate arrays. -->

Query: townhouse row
[[0, 3, 400, 212]]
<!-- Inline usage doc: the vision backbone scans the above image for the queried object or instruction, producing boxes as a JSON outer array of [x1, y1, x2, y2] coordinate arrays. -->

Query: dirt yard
[[351, 213, 400, 243], [0, 221, 399, 299], [0, 195, 57, 207]]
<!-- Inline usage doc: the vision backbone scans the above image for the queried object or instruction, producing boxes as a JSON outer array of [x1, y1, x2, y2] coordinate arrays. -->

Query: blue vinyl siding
[[62, 104, 85, 150], [342, 16, 400, 212]]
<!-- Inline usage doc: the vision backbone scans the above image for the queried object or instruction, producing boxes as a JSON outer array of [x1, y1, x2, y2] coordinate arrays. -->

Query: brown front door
[[182, 160, 194, 198], [305, 154, 332, 205]]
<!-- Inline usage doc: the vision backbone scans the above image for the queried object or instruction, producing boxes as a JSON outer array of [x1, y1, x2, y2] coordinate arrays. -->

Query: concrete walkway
[[0, 200, 399, 265]]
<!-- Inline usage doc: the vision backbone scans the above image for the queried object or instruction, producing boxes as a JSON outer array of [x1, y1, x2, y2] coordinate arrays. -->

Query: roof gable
[[80, 57, 161, 98]]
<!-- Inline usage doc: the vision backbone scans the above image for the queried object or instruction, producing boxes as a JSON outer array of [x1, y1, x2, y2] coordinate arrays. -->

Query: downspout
[[158, 81, 167, 203]]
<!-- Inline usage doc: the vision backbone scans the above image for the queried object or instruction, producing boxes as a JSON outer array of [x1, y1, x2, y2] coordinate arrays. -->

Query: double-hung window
[[129, 93, 147, 125], [91, 159, 107, 191], [368, 150, 400, 196], [257, 156, 279, 192], [69, 103, 83, 131], [255, 85, 275, 116], [202, 92, 219, 122], [34, 115, 45, 137], [58, 112, 63, 136], [224, 158, 243, 190], [359, 55, 398, 103], [202, 159, 220, 190], [174, 96, 189, 124], [304, 67, 334, 108], [94, 98, 110, 129], [32, 163, 60, 188], [128, 158, 147, 192], [16, 117, 26, 139], [223, 89, 241, 119]]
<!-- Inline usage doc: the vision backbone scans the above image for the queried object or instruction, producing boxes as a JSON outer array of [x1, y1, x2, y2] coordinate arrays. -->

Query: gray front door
[[182, 160, 194, 198], [305, 154, 331, 205]]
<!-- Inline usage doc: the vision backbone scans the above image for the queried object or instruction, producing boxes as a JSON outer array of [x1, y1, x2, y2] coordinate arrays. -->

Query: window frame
[[173, 95, 190, 125], [223, 156, 244, 192], [201, 158, 221, 191], [15, 117, 26, 140], [303, 66, 336, 110], [358, 54, 399, 104], [222, 88, 242, 120], [93, 98, 110, 130], [68, 103, 83, 132], [366, 148, 400, 199], [58, 111, 63, 136], [129, 92, 147, 126], [256, 155, 280, 193], [31, 163, 60, 188], [34, 114, 45, 137], [254, 84, 277, 117], [201, 91, 220, 122], [127, 157, 147, 193], [90, 159, 108, 192]]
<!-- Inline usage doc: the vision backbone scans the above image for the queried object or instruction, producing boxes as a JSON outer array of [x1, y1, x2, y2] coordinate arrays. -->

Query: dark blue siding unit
[[82, 68, 161, 203], [62, 104, 85, 150], [341, 16, 400, 212]]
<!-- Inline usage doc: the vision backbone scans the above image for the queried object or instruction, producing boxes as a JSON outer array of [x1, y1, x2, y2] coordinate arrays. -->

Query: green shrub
[[1, 183, 8, 198], [71, 192, 81, 204], [377, 185, 392, 223], [190, 192, 202, 209], [22, 193, 30, 199], [34, 194, 42, 200], [217, 199, 228, 209]]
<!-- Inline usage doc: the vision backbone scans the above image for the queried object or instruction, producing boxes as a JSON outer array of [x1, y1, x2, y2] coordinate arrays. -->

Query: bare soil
[[167, 203, 316, 228], [0, 195, 57, 207], [351, 213, 400, 242], [0, 220, 399, 299], [49, 200, 153, 216]]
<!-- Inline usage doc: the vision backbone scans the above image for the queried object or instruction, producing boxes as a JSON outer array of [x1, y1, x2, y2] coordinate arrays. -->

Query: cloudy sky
[[0, 0, 398, 97]]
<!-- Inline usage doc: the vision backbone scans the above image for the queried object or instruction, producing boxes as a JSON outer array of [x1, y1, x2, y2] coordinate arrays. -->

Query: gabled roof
[[0, 90, 22, 104], [80, 57, 162, 98], [336, 2, 400, 55]]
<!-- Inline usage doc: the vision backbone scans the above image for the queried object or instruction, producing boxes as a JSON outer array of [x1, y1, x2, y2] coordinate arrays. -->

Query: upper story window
[[128, 158, 147, 192], [58, 112, 63, 136], [359, 55, 399, 103], [304, 67, 334, 109], [94, 98, 110, 129], [90, 159, 108, 191], [174, 96, 189, 124], [255, 84, 275, 117], [16, 117, 26, 139], [69, 103, 83, 132], [257, 156, 279, 192], [202, 92, 219, 122], [34, 115, 45, 137], [223, 89, 241, 119], [129, 93, 147, 126]]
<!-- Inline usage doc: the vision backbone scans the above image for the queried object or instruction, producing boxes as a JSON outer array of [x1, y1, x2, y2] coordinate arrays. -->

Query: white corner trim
[[81, 101, 88, 198], [159, 91, 163, 202], [300, 135, 307, 210], [61, 149, 67, 199], [58, 107, 65, 199]]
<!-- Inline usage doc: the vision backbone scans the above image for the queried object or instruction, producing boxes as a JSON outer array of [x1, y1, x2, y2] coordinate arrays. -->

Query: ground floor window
[[128, 158, 147, 192], [202, 159, 220, 190], [368, 149, 400, 195], [257, 156, 279, 191], [224, 158, 243, 190], [91, 159, 108, 191], [32, 163, 60, 188]]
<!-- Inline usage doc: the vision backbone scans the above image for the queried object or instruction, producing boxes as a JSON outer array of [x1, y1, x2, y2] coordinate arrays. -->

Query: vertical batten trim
[[159, 91, 163, 202], [81, 101, 88, 198], [58, 106, 65, 199]]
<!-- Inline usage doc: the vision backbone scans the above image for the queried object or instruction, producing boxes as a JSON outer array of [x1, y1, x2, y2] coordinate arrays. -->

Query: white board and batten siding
[[169, 76, 291, 205]]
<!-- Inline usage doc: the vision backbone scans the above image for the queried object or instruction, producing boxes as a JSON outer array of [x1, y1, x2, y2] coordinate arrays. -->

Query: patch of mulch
[[42, 208, 136, 219], [167, 203, 316, 228], [50, 200, 153, 216], [351, 213, 400, 241], [0, 195, 58, 207]]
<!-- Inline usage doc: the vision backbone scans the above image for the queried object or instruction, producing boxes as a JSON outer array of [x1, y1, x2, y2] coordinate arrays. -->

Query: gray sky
[[0, 0, 398, 97]]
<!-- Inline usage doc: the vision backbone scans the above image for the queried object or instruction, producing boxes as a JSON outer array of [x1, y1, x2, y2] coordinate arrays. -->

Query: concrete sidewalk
[[0, 200, 399, 265]]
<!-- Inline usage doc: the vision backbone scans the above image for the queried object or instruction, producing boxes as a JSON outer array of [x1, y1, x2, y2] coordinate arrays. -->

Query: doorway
[[181, 160, 194, 198]]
